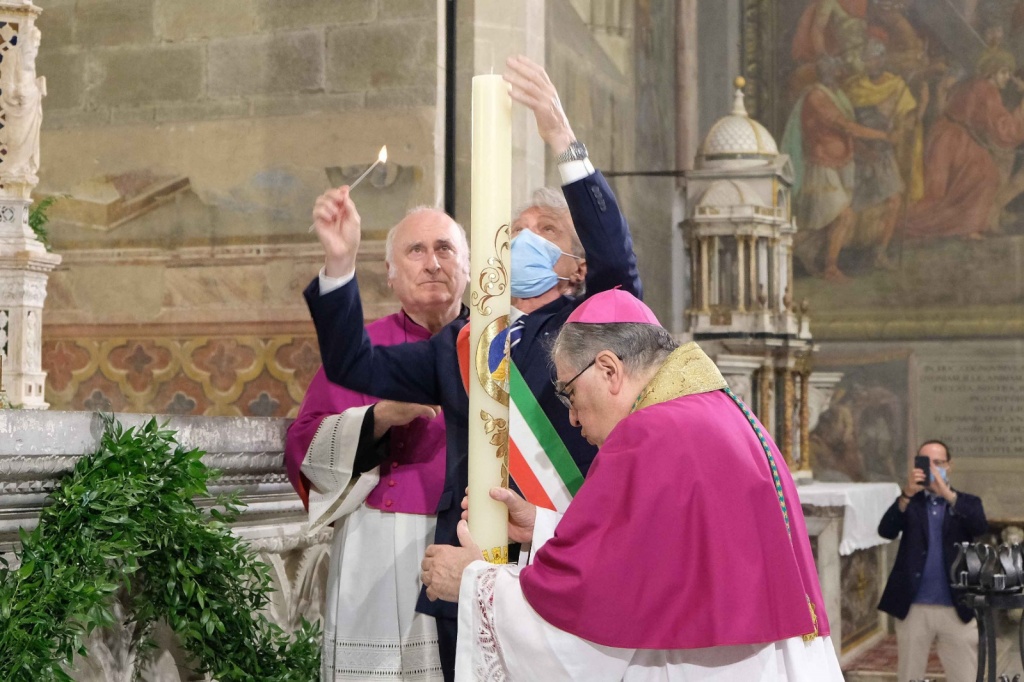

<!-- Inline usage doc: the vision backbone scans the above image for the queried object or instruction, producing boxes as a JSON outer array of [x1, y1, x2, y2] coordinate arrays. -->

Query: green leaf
[[0, 414, 321, 677]]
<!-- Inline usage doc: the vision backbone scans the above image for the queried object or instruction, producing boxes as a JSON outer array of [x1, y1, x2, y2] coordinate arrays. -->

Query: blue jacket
[[876, 489, 987, 623], [304, 170, 642, 620]]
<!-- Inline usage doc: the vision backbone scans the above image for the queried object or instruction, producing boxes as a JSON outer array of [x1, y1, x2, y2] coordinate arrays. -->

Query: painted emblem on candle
[[474, 315, 510, 406]]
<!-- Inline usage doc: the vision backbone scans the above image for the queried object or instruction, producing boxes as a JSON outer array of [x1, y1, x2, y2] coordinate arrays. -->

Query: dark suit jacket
[[876, 489, 988, 623], [305, 170, 641, 620]]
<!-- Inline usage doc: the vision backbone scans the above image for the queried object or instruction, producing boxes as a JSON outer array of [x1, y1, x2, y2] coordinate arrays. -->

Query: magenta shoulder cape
[[519, 389, 829, 649]]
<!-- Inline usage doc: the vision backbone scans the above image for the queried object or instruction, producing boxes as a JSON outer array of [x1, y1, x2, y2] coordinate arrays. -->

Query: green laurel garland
[[0, 416, 320, 681]]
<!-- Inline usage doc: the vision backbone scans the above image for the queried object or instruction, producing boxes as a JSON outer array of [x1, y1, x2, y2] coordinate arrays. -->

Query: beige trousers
[[895, 604, 978, 682]]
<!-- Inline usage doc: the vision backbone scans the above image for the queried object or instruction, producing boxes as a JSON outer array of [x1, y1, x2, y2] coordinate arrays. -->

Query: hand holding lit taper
[[307, 145, 387, 233]]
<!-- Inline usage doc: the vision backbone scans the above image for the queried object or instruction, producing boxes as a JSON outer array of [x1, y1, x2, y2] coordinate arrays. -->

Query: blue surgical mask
[[510, 229, 571, 298], [938, 467, 949, 485]]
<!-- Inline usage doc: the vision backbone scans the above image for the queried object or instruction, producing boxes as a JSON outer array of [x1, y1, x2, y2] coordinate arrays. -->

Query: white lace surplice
[[302, 407, 443, 681], [455, 509, 845, 682]]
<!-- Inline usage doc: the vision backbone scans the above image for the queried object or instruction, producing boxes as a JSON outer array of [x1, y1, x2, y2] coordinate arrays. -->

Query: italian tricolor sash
[[457, 324, 582, 511]]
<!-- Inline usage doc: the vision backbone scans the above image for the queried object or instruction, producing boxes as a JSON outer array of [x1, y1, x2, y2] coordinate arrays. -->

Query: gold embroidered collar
[[631, 342, 728, 412]]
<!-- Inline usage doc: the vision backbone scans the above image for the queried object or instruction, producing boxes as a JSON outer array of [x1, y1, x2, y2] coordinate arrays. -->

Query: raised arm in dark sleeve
[[304, 276, 446, 407], [562, 170, 642, 300], [878, 496, 907, 540]]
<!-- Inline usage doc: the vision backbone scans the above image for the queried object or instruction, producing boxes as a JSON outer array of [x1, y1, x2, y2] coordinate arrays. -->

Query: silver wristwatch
[[555, 140, 588, 164]]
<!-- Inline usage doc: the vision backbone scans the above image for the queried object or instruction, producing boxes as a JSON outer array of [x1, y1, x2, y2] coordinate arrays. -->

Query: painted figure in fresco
[[782, 56, 890, 281], [790, 0, 870, 103], [870, 1, 927, 77], [843, 38, 924, 269], [808, 394, 865, 481], [809, 380, 903, 483], [904, 49, 1024, 240], [792, 0, 870, 70]]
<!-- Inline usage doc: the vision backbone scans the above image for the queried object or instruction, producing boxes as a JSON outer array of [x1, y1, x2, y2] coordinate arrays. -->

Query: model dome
[[696, 178, 767, 209], [697, 77, 778, 170]]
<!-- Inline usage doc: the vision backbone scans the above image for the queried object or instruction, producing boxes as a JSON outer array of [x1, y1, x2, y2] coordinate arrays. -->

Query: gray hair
[[514, 187, 586, 296], [551, 322, 678, 377], [385, 206, 469, 277], [514, 187, 584, 259]]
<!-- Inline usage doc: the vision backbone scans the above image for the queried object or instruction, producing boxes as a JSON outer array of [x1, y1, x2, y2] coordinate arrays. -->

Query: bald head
[[385, 207, 469, 327], [386, 208, 468, 273]]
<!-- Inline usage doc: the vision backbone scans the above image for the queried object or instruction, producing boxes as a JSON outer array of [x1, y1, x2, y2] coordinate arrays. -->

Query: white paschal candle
[[468, 74, 511, 563]]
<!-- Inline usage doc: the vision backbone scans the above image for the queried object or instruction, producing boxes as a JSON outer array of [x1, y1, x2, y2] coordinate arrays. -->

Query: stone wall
[[545, 0, 677, 322], [32, 0, 679, 417], [35, 0, 443, 416], [37, 0, 443, 239]]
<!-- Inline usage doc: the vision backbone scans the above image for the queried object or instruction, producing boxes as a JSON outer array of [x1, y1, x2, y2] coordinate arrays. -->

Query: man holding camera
[[877, 440, 988, 682]]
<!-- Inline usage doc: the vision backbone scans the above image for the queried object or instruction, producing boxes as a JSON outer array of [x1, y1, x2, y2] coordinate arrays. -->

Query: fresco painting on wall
[[810, 351, 911, 483], [743, 0, 1024, 339]]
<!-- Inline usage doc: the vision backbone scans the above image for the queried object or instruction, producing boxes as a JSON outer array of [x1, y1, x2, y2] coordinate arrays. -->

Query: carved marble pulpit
[[0, 0, 60, 408]]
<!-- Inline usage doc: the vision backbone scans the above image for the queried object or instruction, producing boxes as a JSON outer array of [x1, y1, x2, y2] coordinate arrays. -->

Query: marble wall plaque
[[916, 357, 1024, 458]]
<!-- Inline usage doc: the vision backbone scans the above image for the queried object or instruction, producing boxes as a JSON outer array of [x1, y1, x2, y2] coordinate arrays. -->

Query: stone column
[[0, 1, 61, 409], [699, 236, 710, 312], [710, 235, 720, 306], [715, 355, 762, 406], [757, 364, 774, 434], [736, 235, 746, 312], [807, 371, 845, 434], [748, 235, 759, 310], [799, 370, 812, 472], [671, 0, 697, 335], [780, 367, 795, 467]]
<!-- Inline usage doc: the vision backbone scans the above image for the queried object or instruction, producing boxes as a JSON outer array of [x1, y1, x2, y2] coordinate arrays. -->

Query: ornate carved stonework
[[0, 0, 60, 409], [0, 271, 49, 305]]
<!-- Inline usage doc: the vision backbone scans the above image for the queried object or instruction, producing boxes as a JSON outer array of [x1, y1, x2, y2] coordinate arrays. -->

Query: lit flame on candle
[[378, 145, 388, 164]]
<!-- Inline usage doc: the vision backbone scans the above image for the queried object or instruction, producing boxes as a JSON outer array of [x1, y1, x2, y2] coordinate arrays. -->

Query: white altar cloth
[[796, 481, 900, 555]]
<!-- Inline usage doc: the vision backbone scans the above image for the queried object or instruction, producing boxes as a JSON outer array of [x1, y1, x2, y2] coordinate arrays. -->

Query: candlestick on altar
[[307, 145, 387, 232], [467, 74, 511, 563]]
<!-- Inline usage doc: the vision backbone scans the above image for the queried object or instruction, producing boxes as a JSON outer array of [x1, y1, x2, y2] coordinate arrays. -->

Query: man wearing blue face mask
[[304, 54, 641, 682], [509, 218, 579, 298], [877, 440, 988, 682]]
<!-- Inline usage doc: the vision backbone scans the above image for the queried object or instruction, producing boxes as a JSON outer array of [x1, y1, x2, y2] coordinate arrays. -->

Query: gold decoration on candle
[[482, 546, 509, 565], [470, 225, 510, 316], [480, 409, 510, 488]]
